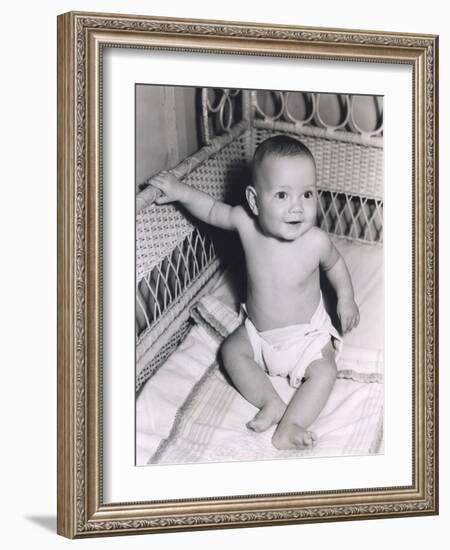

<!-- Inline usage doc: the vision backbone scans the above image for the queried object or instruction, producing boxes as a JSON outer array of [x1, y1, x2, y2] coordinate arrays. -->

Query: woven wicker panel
[[136, 227, 217, 339], [254, 129, 383, 199], [136, 320, 192, 393], [136, 259, 221, 390], [135, 130, 246, 386], [317, 190, 383, 244], [136, 136, 247, 282]]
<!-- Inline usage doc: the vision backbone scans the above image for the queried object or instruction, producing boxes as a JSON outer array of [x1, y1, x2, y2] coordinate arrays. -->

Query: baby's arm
[[150, 171, 240, 231], [318, 231, 360, 333]]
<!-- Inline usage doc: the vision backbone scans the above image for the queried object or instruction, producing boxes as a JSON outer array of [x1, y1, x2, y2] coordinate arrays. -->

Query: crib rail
[[136, 119, 249, 214], [136, 131, 248, 380], [136, 133, 248, 280]]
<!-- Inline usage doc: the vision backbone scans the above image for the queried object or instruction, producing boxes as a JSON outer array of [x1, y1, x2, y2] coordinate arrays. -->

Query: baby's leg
[[221, 324, 286, 432], [272, 341, 337, 450]]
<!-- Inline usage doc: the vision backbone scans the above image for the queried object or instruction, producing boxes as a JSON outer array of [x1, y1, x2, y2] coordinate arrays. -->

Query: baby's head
[[246, 135, 318, 241]]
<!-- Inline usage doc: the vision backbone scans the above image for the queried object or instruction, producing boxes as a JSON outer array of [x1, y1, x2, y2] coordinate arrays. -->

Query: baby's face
[[251, 154, 318, 241]]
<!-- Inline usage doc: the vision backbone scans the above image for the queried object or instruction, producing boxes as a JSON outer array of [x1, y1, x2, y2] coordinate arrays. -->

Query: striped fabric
[[147, 294, 383, 465]]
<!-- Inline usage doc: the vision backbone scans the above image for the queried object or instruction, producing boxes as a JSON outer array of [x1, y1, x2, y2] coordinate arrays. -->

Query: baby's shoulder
[[307, 226, 330, 246], [305, 227, 334, 257], [232, 205, 254, 232]]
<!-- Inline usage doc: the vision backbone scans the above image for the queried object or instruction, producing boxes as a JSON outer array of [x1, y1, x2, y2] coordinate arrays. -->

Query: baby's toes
[[303, 431, 317, 448]]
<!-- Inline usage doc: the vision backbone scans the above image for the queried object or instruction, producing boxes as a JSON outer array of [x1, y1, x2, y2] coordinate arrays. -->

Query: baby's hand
[[150, 171, 186, 205], [337, 296, 360, 334]]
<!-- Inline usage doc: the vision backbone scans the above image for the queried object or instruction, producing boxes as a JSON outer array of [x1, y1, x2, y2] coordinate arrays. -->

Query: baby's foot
[[272, 423, 318, 450], [247, 400, 285, 433]]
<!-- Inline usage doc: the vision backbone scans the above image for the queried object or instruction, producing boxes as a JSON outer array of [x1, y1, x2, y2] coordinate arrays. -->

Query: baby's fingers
[[149, 176, 167, 191], [347, 312, 360, 332], [339, 314, 350, 334], [155, 194, 173, 205]]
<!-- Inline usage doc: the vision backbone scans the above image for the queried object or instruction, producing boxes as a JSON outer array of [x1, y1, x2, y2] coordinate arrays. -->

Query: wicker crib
[[135, 89, 383, 395]]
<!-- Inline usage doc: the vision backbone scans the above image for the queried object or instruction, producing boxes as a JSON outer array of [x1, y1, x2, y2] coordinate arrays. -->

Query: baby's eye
[[304, 191, 314, 199], [275, 191, 287, 199]]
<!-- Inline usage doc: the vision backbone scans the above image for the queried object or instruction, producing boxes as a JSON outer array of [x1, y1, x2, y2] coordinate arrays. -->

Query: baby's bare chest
[[245, 238, 320, 287]]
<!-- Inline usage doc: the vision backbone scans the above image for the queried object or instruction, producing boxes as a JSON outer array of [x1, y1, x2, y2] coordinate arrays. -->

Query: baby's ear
[[245, 186, 259, 216]]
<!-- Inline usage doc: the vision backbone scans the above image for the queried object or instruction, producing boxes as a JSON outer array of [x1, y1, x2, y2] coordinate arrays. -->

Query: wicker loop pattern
[[201, 88, 244, 144], [315, 93, 351, 131], [253, 90, 286, 121], [285, 91, 316, 125], [252, 90, 383, 143], [349, 96, 384, 137]]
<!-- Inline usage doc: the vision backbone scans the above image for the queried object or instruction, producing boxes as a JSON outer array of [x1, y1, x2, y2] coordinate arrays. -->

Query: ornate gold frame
[[57, 11, 438, 538]]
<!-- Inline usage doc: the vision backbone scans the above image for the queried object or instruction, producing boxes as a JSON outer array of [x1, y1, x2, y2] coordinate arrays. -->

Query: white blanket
[[137, 294, 383, 465]]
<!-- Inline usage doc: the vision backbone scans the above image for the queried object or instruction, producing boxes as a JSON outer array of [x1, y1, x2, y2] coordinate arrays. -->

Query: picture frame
[[57, 11, 438, 538]]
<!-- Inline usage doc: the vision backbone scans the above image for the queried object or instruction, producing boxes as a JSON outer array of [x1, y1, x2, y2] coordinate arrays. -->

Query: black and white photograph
[[53, 7, 438, 541], [135, 86, 384, 466], [1, 0, 446, 543]]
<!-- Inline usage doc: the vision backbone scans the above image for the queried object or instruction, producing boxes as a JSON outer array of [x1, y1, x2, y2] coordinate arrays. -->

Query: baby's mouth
[[286, 220, 302, 225]]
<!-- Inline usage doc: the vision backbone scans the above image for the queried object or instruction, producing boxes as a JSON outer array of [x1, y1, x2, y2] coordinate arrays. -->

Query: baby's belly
[[245, 285, 321, 332]]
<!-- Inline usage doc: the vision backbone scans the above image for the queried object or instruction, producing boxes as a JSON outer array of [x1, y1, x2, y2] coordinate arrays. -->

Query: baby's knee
[[221, 329, 243, 362], [221, 326, 252, 365], [311, 360, 337, 381], [220, 334, 235, 363], [304, 348, 336, 380]]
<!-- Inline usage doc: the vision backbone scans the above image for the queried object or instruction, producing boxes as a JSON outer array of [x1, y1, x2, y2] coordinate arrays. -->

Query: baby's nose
[[290, 199, 303, 212]]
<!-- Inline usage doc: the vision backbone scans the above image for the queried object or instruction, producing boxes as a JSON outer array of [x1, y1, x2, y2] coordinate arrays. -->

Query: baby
[[151, 135, 359, 450]]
